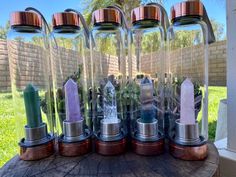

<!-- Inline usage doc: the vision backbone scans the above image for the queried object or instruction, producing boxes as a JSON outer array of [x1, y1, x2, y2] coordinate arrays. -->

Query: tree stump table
[[0, 143, 219, 177]]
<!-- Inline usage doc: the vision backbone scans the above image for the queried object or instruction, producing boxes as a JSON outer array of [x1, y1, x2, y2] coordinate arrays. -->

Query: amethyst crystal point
[[64, 79, 82, 122], [180, 78, 195, 125], [140, 77, 154, 123], [103, 81, 118, 123]]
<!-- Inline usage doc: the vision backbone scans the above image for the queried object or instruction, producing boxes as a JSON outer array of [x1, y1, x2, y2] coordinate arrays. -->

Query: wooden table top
[[0, 143, 219, 177]]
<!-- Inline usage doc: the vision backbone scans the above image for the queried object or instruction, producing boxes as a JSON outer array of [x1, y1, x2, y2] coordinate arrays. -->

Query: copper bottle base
[[19, 139, 55, 161], [132, 138, 165, 156], [95, 138, 126, 156], [58, 138, 92, 157], [169, 141, 208, 161]]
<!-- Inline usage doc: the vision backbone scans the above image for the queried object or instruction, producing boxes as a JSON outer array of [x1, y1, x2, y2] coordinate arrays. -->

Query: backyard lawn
[[0, 86, 227, 168]]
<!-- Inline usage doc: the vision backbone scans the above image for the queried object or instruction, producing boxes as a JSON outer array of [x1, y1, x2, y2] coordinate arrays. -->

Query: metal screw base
[[20, 123, 54, 148], [97, 119, 125, 141], [61, 119, 91, 143], [22, 123, 52, 146], [174, 119, 202, 146], [136, 118, 159, 141], [100, 119, 121, 140]]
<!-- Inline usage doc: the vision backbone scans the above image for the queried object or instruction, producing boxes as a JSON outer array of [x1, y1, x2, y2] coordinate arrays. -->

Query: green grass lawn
[[208, 87, 227, 140], [0, 86, 227, 168], [0, 93, 17, 168]]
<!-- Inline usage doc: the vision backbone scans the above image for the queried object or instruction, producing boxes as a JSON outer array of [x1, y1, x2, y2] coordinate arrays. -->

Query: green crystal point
[[23, 83, 42, 128]]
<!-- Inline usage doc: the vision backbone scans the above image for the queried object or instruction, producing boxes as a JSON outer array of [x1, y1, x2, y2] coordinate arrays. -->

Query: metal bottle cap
[[92, 8, 121, 25], [171, 1, 204, 21], [10, 11, 42, 28], [131, 5, 161, 24], [52, 12, 80, 28]]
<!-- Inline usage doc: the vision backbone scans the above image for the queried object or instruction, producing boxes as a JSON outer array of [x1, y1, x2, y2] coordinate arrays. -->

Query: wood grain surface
[[0, 143, 219, 177]]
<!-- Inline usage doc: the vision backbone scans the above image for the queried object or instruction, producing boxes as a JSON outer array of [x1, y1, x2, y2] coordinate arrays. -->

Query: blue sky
[[0, 0, 226, 33]]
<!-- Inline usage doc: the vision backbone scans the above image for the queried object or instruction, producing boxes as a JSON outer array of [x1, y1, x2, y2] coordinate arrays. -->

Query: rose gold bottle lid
[[171, 1, 204, 22], [131, 5, 161, 24], [10, 11, 42, 28], [92, 8, 121, 25], [52, 12, 80, 28]]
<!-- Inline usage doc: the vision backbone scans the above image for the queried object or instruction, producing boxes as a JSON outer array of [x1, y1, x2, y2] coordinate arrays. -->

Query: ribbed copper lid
[[52, 12, 80, 28], [10, 11, 42, 28], [131, 5, 161, 24], [171, 1, 204, 21], [92, 8, 121, 25]]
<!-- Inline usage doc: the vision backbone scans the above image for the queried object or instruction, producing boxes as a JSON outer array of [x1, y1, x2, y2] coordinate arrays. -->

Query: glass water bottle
[[7, 11, 54, 160], [129, 5, 165, 155], [167, 0, 215, 160], [90, 7, 127, 155], [50, 12, 92, 156]]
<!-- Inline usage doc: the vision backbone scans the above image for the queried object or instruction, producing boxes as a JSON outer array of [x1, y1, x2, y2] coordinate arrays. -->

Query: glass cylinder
[[50, 12, 92, 156], [90, 8, 127, 155], [128, 5, 165, 155], [7, 11, 54, 160], [167, 1, 215, 160]]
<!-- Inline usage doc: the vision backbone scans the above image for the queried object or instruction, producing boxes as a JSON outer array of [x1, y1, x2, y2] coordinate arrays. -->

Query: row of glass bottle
[[7, 1, 215, 159]]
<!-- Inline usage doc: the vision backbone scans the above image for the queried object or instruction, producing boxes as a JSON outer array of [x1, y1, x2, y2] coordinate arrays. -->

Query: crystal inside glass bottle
[[50, 12, 91, 156], [167, 1, 215, 160], [7, 11, 54, 160], [128, 5, 165, 155], [90, 8, 127, 155]]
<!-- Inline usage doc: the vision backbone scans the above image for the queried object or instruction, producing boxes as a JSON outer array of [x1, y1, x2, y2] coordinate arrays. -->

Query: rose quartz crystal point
[[64, 79, 82, 122], [180, 78, 195, 125]]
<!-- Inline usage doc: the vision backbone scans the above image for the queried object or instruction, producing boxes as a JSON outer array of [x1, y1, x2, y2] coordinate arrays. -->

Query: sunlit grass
[[208, 86, 227, 140], [0, 93, 17, 168]]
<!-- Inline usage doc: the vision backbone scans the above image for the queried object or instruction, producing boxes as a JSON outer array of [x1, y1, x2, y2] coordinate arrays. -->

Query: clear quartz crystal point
[[64, 78, 82, 122], [180, 78, 195, 125], [103, 81, 118, 123], [140, 77, 154, 123]]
